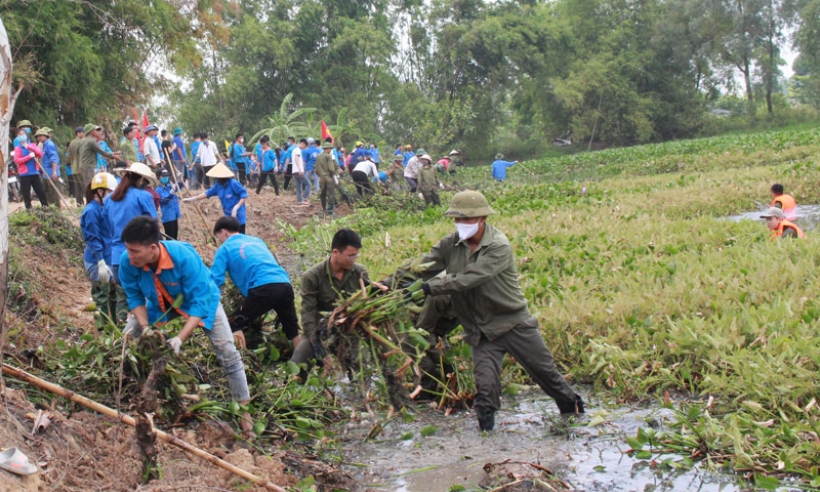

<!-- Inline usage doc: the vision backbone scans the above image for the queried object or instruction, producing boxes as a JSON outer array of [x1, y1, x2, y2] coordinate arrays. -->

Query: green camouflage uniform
[[290, 258, 371, 364], [410, 223, 580, 418], [417, 165, 440, 207], [315, 152, 338, 211]]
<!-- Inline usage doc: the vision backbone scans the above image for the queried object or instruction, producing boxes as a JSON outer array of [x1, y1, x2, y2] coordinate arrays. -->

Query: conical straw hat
[[205, 162, 235, 179]]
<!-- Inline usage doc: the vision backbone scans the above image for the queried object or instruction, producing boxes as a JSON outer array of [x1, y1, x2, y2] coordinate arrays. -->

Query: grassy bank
[[286, 126, 820, 485]]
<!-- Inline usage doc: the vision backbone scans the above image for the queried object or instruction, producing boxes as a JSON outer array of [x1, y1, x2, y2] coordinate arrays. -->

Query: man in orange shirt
[[761, 207, 805, 239], [770, 183, 797, 220]]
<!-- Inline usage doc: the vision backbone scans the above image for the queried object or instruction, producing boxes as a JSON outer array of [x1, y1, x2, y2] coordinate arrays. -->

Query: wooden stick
[[1, 362, 287, 492], [35, 156, 78, 220], [164, 147, 215, 245]]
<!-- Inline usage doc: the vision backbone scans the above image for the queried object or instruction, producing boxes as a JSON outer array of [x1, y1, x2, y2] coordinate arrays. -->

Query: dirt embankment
[[1, 189, 355, 491]]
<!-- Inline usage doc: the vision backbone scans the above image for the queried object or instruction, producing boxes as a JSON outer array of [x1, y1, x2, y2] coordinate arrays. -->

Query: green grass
[[284, 126, 820, 485]]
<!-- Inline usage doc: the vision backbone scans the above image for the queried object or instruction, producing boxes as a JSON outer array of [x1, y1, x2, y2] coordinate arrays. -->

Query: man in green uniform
[[78, 123, 120, 196], [291, 229, 385, 365], [390, 190, 584, 431], [315, 141, 339, 215], [417, 154, 441, 207], [67, 126, 85, 204], [120, 124, 139, 166]]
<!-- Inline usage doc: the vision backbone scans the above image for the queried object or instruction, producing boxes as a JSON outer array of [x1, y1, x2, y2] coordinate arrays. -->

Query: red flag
[[320, 120, 333, 143], [139, 109, 150, 153]]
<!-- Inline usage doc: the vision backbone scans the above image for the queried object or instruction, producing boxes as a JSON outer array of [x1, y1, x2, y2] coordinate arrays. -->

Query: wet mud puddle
[[339, 391, 741, 491]]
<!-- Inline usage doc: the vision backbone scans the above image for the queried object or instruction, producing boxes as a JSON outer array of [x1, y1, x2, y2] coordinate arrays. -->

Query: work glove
[[439, 183, 444, 189], [418, 193, 423, 199], [231, 204, 240, 217], [310, 337, 326, 367], [166, 336, 183, 354], [97, 260, 113, 283]]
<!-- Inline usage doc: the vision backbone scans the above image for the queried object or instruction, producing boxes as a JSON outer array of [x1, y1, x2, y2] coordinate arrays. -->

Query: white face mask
[[456, 221, 480, 241]]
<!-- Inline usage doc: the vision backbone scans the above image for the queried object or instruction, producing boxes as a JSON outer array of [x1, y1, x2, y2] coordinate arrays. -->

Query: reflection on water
[[724, 205, 820, 232], [340, 391, 743, 491]]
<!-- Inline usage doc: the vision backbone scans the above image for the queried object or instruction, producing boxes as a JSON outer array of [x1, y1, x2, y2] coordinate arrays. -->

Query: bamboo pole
[[163, 147, 215, 244], [1, 362, 287, 492]]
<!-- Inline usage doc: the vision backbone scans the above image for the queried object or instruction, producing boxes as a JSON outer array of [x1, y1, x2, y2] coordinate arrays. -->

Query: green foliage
[[280, 126, 820, 484]]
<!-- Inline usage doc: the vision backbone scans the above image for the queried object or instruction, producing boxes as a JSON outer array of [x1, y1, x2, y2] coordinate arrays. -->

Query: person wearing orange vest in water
[[761, 207, 805, 239], [770, 183, 797, 220]]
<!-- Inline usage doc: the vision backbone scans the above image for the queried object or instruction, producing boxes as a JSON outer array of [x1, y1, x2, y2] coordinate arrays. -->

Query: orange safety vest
[[771, 194, 797, 220], [772, 219, 805, 239]]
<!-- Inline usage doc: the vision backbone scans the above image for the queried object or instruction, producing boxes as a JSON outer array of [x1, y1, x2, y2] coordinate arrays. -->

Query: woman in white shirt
[[351, 157, 378, 197]]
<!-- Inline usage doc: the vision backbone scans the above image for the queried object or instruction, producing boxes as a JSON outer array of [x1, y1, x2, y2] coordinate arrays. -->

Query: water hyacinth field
[[288, 125, 820, 488]]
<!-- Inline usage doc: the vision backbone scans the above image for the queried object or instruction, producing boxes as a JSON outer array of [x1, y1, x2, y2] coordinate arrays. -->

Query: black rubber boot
[[557, 393, 585, 415], [477, 408, 495, 432]]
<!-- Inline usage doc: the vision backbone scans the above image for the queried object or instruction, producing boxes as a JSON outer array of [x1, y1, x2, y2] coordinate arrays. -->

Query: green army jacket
[[78, 136, 115, 174], [315, 152, 337, 181], [120, 139, 138, 164], [300, 258, 371, 338], [417, 166, 438, 192], [417, 223, 530, 345]]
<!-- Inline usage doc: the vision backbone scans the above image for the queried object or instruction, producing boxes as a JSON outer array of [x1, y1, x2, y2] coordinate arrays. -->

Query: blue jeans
[[305, 169, 320, 191], [124, 303, 250, 402], [295, 175, 310, 203]]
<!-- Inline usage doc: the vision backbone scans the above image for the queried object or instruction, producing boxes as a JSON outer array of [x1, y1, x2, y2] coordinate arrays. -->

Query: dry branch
[[1, 362, 287, 492]]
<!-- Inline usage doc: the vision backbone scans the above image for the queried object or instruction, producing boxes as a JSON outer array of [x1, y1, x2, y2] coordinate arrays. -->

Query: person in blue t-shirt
[[370, 143, 380, 168], [255, 135, 280, 195], [104, 162, 159, 323], [403, 145, 415, 166], [303, 137, 320, 192], [183, 162, 248, 233], [229, 133, 252, 185], [80, 172, 118, 327], [491, 153, 519, 181], [118, 216, 253, 435], [156, 168, 182, 239], [210, 216, 300, 351]]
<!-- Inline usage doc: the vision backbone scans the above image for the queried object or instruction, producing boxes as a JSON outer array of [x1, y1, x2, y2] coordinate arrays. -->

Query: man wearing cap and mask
[[79, 123, 120, 196], [35, 128, 63, 208], [761, 207, 805, 239], [385, 190, 584, 432]]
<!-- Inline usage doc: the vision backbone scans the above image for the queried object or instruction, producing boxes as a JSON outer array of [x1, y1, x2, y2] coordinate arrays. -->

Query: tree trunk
[[0, 16, 19, 392], [766, 33, 775, 114], [743, 57, 755, 118]]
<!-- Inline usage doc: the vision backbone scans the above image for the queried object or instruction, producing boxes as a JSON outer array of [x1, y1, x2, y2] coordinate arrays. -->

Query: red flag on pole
[[320, 120, 333, 143], [139, 109, 150, 153]]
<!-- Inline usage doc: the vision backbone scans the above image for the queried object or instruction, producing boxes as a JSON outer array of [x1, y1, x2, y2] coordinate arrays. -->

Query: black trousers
[[163, 219, 179, 240], [351, 170, 372, 197], [283, 165, 293, 190], [237, 162, 246, 184], [229, 283, 300, 344], [256, 171, 280, 195], [202, 166, 213, 188], [19, 174, 49, 209]]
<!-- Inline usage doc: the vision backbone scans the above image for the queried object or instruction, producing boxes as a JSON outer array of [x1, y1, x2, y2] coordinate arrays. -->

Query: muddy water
[[724, 204, 820, 231], [339, 391, 741, 491]]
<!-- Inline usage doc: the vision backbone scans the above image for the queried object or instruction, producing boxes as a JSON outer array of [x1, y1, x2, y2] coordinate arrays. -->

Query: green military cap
[[445, 190, 497, 218], [416, 148, 426, 155], [17, 120, 32, 128], [34, 128, 49, 137], [84, 123, 100, 134], [322, 141, 333, 149]]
